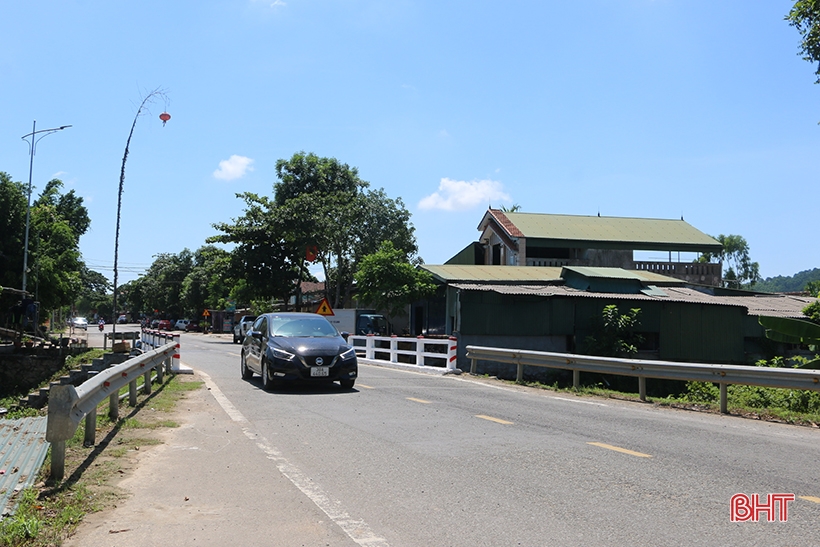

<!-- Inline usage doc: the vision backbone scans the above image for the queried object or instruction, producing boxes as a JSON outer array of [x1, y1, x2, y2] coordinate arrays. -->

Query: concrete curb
[[357, 357, 462, 376]]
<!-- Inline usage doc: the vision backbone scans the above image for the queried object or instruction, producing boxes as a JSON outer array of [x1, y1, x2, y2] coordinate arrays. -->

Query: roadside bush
[[683, 356, 820, 414]]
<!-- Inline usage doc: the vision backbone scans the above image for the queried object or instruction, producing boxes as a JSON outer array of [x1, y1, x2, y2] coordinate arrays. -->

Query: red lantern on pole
[[159, 112, 171, 126]]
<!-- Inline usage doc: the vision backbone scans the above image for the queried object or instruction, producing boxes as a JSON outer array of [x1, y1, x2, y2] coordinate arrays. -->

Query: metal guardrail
[[348, 335, 458, 370], [45, 342, 177, 481], [466, 345, 820, 414]]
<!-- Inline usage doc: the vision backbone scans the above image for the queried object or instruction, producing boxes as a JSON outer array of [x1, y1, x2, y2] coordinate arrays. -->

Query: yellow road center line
[[799, 496, 820, 504], [587, 442, 652, 458], [357, 384, 375, 389], [407, 397, 431, 404], [475, 414, 514, 425]]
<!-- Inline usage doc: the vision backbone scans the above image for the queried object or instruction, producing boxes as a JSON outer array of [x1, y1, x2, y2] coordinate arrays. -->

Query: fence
[[466, 345, 820, 414], [348, 335, 458, 370], [45, 341, 177, 481], [103, 330, 139, 351]]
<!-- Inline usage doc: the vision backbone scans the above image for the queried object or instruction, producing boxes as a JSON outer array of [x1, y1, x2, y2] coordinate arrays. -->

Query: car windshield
[[270, 317, 338, 337]]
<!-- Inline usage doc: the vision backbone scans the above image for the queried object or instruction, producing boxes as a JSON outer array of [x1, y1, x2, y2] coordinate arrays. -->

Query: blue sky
[[1, 1, 817, 284]]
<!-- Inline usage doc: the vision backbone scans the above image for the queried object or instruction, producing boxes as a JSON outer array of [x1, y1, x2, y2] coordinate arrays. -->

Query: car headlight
[[272, 347, 295, 361], [340, 347, 356, 361]]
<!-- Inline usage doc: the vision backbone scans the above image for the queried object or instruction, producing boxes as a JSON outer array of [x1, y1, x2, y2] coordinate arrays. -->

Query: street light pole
[[21, 121, 72, 293]]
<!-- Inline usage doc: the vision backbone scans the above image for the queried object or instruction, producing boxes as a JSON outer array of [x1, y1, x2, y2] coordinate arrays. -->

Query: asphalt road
[[74, 331, 820, 546]]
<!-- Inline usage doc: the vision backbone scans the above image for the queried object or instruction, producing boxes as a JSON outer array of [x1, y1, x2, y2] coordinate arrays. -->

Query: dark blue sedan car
[[241, 312, 358, 390]]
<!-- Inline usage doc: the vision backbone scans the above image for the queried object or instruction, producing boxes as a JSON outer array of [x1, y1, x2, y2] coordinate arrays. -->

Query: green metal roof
[[422, 264, 564, 283], [421, 264, 685, 286], [561, 266, 685, 285], [501, 212, 722, 252]]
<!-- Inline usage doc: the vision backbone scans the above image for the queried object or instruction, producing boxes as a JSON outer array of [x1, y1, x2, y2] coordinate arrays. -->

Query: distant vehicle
[[71, 317, 88, 330], [175, 319, 192, 330], [117, 314, 128, 324], [157, 319, 172, 331], [325, 309, 388, 336], [185, 321, 202, 332], [233, 315, 257, 344], [150, 319, 160, 329], [241, 312, 357, 390]]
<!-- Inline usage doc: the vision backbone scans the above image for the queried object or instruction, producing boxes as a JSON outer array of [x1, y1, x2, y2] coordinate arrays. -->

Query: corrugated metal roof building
[[448, 209, 724, 286], [415, 265, 816, 368]]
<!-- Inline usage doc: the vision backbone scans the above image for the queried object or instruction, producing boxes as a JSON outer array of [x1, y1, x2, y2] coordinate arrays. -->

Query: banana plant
[[758, 316, 820, 369]]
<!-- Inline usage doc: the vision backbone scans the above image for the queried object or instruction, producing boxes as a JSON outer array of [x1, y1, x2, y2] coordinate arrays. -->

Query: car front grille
[[298, 354, 339, 367]]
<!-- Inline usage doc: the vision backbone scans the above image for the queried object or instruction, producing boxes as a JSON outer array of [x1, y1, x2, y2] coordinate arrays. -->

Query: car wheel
[[241, 352, 253, 380], [339, 379, 355, 390], [261, 360, 272, 391], [233, 335, 239, 344]]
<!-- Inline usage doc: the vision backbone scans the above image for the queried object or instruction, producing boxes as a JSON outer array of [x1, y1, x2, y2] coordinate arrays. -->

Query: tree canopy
[[698, 234, 761, 289], [354, 241, 436, 318], [787, 0, 820, 83], [0, 172, 91, 311], [210, 152, 419, 309]]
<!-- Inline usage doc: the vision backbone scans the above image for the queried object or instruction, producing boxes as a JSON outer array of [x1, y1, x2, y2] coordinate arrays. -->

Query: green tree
[[0, 172, 28, 290], [138, 251, 194, 318], [803, 300, 820, 324], [698, 234, 760, 289], [583, 305, 644, 358], [805, 280, 820, 297], [273, 152, 418, 308], [211, 152, 419, 309], [787, 0, 820, 83], [74, 266, 112, 317], [354, 241, 436, 318], [180, 245, 233, 315], [209, 192, 304, 305]]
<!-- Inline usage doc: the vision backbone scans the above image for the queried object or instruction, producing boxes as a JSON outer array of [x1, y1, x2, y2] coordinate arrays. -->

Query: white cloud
[[418, 178, 511, 211], [213, 155, 254, 181]]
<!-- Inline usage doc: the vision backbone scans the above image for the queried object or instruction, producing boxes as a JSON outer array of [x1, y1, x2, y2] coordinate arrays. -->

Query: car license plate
[[311, 367, 329, 377]]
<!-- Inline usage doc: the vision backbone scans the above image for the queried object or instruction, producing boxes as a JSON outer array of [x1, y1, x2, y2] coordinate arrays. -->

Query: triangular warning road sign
[[315, 298, 334, 316]]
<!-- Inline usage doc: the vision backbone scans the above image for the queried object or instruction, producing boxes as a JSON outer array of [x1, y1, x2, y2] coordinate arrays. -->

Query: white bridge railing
[[348, 335, 457, 370]]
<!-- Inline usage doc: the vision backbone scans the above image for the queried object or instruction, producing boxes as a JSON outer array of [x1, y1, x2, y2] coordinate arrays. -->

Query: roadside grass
[[506, 378, 820, 427], [0, 373, 203, 547]]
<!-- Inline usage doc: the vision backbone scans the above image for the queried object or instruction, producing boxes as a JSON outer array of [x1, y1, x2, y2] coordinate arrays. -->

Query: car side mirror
[[250, 330, 262, 339], [340, 331, 350, 342]]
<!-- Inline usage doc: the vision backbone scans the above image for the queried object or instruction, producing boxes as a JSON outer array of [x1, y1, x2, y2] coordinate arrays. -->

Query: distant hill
[[754, 268, 820, 294]]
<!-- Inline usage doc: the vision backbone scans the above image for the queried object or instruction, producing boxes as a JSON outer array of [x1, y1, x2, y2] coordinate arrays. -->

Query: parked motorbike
[[98, 322, 104, 332]]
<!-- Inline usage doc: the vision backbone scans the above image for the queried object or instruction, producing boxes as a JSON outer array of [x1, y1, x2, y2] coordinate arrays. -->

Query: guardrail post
[[46, 383, 78, 482], [639, 377, 647, 402], [366, 335, 375, 359], [447, 336, 458, 370], [720, 383, 728, 414], [109, 393, 119, 420], [143, 370, 152, 394], [157, 360, 165, 383], [516, 361, 524, 383], [415, 336, 424, 365], [172, 333, 181, 372], [84, 407, 96, 447], [573, 370, 580, 389], [390, 335, 398, 363], [50, 441, 66, 482], [129, 378, 137, 406], [470, 357, 477, 374]]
